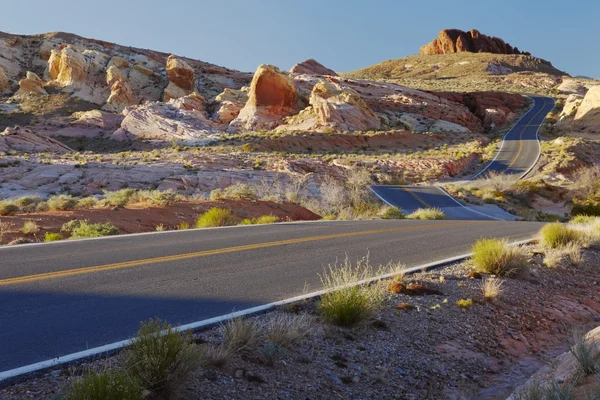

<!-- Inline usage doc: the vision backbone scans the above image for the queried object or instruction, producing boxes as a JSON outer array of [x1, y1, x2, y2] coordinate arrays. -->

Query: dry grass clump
[[539, 223, 582, 249], [220, 318, 262, 354], [481, 277, 504, 302], [456, 298, 473, 309], [571, 328, 599, 376], [380, 206, 406, 220], [195, 208, 236, 228], [200, 344, 233, 369], [543, 243, 583, 268], [124, 319, 201, 397], [0, 201, 19, 216], [264, 313, 314, 348], [47, 194, 78, 211], [318, 255, 388, 326], [471, 238, 528, 276], [64, 369, 141, 400], [407, 208, 446, 220], [20, 220, 39, 235], [44, 232, 64, 242], [104, 189, 180, 207], [210, 183, 258, 201], [61, 219, 120, 239]]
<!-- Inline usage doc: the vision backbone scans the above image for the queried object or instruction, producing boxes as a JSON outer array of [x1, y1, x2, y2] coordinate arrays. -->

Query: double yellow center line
[[0, 221, 482, 287], [507, 98, 547, 170]]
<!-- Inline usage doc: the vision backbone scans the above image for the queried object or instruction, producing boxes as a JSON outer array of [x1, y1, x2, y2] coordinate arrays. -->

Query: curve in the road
[[372, 96, 556, 220]]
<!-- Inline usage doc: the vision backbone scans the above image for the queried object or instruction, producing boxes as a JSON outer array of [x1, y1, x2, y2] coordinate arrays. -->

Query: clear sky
[[3, 0, 598, 78]]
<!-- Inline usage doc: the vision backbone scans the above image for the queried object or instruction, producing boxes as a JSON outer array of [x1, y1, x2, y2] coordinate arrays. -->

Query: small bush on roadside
[[104, 189, 136, 207], [255, 341, 287, 366], [20, 220, 39, 235], [47, 195, 78, 211], [196, 208, 236, 228], [471, 238, 527, 276], [61, 220, 120, 239], [407, 208, 446, 220], [380, 206, 406, 220], [0, 201, 19, 216], [44, 232, 64, 242], [254, 215, 279, 224], [124, 319, 201, 397], [176, 222, 190, 230], [571, 215, 596, 224], [318, 255, 387, 326], [539, 223, 581, 249], [264, 313, 314, 348], [482, 277, 503, 302], [456, 298, 473, 309], [200, 344, 232, 369], [65, 369, 142, 400], [210, 183, 257, 201], [220, 318, 262, 354], [77, 197, 98, 209]]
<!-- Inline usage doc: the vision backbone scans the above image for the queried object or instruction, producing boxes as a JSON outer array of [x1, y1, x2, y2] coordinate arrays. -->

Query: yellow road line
[[401, 187, 432, 208], [0, 221, 481, 287], [507, 99, 547, 170]]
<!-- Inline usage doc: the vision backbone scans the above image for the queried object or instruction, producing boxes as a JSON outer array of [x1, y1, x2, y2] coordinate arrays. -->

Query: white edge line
[[471, 95, 535, 180], [369, 187, 395, 207], [435, 186, 506, 221], [519, 97, 555, 180], [0, 237, 535, 382]]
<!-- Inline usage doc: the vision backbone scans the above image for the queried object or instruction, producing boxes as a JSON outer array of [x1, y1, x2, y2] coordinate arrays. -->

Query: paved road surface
[[373, 96, 556, 220], [0, 220, 543, 372]]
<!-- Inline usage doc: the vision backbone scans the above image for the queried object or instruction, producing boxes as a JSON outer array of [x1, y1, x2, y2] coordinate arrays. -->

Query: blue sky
[[3, 0, 598, 78]]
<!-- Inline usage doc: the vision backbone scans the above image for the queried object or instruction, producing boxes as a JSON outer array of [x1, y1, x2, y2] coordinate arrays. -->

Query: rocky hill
[[420, 29, 528, 56]]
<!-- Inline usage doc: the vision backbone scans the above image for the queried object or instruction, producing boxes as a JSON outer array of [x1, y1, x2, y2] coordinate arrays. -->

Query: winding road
[[0, 96, 554, 380], [372, 96, 555, 220]]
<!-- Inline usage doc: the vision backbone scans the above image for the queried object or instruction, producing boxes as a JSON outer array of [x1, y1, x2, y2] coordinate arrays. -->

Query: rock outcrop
[[574, 86, 600, 130], [290, 59, 337, 76], [560, 94, 584, 121], [214, 88, 248, 124], [16, 72, 47, 95], [103, 66, 135, 112], [283, 80, 380, 131], [0, 66, 10, 94], [163, 56, 195, 102], [420, 29, 528, 56], [52, 110, 124, 138], [230, 65, 298, 130], [168, 92, 206, 113], [0, 126, 72, 153]]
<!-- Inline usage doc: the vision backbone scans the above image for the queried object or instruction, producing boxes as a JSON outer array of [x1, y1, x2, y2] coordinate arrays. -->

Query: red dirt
[[0, 199, 320, 245]]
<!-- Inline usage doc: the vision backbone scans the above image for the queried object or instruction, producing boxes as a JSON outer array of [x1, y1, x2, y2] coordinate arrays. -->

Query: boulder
[[282, 80, 381, 132], [168, 92, 206, 113], [230, 64, 298, 130], [47, 46, 87, 86], [52, 110, 124, 138], [574, 86, 600, 130], [290, 59, 338, 76], [163, 55, 195, 101], [103, 66, 136, 112], [16, 71, 47, 95], [0, 126, 72, 153], [420, 29, 528, 56], [560, 94, 584, 121], [0, 66, 11, 94], [557, 79, 588, 96], [213, 88, 248, 124]]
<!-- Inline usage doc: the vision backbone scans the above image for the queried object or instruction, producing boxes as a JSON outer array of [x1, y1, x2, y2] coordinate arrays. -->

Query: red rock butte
[[420, 29, 530, 56]]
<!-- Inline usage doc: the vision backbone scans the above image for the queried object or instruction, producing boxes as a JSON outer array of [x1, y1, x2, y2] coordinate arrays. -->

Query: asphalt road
[[0, 219, 543, 373], [373, 96, 556, 220]]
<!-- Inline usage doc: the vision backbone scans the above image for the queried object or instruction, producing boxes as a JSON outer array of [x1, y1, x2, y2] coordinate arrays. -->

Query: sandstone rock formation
[[163, 56, 195, 102], [420, 29, 528, 56], [230, 65, 298, 130], [574, 86, 600, 130], [16, 72, 47, 95], [103, 66, 135, 112], [168, 92, 206, 113], [214, 88, 248, 124], [52, 110, 124, 138], [560, 94, 584, 121], [0, 66, 10, 94], [283, 80, 380, 131], [0, 126, 72, 153], [290, 59, 337, 76]]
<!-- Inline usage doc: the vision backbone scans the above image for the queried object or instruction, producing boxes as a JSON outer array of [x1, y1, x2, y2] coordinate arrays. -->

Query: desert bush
[[104, 189, 136, 207], [47, 194, 78, 211], [134, 189, 180, 206], [539, 223, 581, 249], [318, 255, 387, 326], [200, 344, 232, 369], [44, 232, 64, 242], [407, 208, 446, 220], [220, 318, 262, 354], [62, 220, 120, 239], [571, 328, 599, 376], [124, 319, 201, 397], [264, 313, 314, 348], [380, 206, 406, 220], [254, 215, 279, 224], [196, 208, 236, 228], [255, 341, 287, 366], [14, 196, 44, 211], [471, 238, 527, 276], [482, 277, 503, 302], [64, 369, 141, 400], [77, 197, 98, 209], [572, 195, 600, 217], [176, 222, 190, 230], [456, 298, 473, 309], [210, 183, 257, 201], [20, 220, 39, 235], [0, 201, 19, 216], [573, 165, 600, 198], [571, 215, 596, 224]]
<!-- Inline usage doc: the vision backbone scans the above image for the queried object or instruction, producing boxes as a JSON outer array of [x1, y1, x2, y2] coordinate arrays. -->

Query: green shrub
[[62, 220, 120, 239], [176, 222, 190, 230], [380, 206, 406, 220], [255, 341, 286, 366], [196, 208, 236, 228], [572, 195, 600, 217], [139, 189, 179, 206], [47, 195, 78, 211], [239, 218, 254, 225], [65, 369, 141, 400], [15, 196, 43, 209], [124, 319, 201, 397], [44, 232, 64, 242], [209, 183, 257, 201], [456, 298, 473, 309], [407, 208, 446, 220], [539, 223, 581, 249], [254, 215, 279, 224], [570, 215, 597, 224], [104, 189, 136, 207], [471, 238, 527, 276], [0, 201, 19, 216], [77, 197, 98, 209], [20, 220, 39, 235], [318, 256, 387, 326]]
